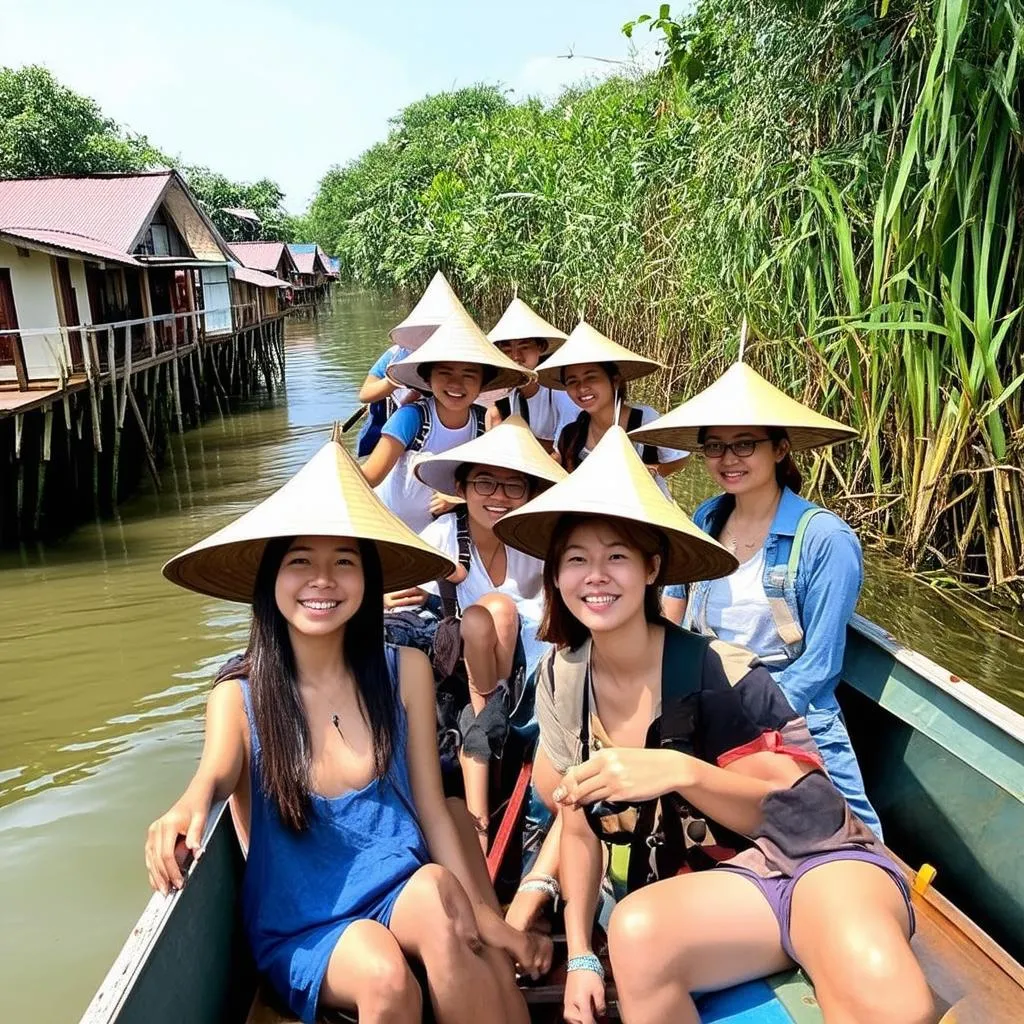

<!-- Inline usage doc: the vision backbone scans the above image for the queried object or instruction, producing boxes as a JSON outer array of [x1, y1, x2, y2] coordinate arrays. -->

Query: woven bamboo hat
[[487, 298, 568, 352], [163, 431, 455, 603], [536, 321, 662, 390], [387, 305, 536, 394], [414, 414, 567, 496], [629, 361, 858, 453], [389, 271, 468, 351], [494, 426, 737, 585]]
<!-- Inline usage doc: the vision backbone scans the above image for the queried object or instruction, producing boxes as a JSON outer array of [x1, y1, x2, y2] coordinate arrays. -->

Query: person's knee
[[479, 593, 518, 640], [404, 865, 475, 960], [357, 949, 421, 1016], [461, 604, 497, 645], [820, 934, 933, 1024], [608, 899, 669, 990]]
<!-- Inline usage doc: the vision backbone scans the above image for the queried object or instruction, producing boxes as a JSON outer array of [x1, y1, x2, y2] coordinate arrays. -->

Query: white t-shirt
[[374, 398, 479, 533], [702, 547, 788, 664], [568, 403, 688, 497], [420, 512, 548, 676]]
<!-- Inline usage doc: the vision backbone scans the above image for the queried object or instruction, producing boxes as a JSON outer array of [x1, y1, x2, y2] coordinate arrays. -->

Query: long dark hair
[[538, 514, 666, 650], [698, 426, 802, 539], [217, 536, 397, 831]]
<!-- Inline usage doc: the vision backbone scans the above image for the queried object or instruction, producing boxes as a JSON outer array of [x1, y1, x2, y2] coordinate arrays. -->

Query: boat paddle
[[341, 404, 368, 433]]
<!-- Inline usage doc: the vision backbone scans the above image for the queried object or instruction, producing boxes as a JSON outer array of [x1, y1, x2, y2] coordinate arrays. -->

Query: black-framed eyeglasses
[[468, 477, 528, 499], [699, 438, 772, 459]]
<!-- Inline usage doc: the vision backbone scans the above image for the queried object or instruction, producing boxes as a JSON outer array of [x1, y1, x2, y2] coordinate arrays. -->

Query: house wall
[[0, 241, 66, 381], [70, 260, 93, 325]]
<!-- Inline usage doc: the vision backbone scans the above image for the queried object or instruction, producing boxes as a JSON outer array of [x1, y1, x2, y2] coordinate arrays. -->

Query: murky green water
[[1, 289, 1021, 1022]]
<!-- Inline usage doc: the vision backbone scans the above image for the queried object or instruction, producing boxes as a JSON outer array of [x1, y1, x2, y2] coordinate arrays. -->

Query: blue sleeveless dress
[[239, 648, 429, 1022]]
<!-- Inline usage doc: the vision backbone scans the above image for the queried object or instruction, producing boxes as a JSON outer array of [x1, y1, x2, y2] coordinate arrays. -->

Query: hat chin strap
[[613, 390, 624, 422]]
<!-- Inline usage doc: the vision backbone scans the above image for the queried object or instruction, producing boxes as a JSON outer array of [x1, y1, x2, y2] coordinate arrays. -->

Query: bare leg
[[506, 812, 562, 932], [789, 860, 934, 1024], [319, 919, 422, 1022], [608, 870, 791, 1024], [389, 863, 526, 1024], [459, 595, 519, 850], [446, 796, 502, 913]]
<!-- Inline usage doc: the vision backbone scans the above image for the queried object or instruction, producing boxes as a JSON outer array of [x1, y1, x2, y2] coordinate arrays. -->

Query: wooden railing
[[0, 303, 267, 391]]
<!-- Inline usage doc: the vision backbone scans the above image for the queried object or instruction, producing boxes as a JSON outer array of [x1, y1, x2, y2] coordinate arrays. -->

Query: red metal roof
[[232, 264, 288, 289], [290, 249, 317, 275], [229, 241, 290, 273], [0, 227, 141, 266], [0, 171, 172, 255]]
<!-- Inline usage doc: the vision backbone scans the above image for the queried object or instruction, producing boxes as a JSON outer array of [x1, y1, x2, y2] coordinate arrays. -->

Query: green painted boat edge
[[846, 614, 1024, 801], [766, 970, 822, 1024]]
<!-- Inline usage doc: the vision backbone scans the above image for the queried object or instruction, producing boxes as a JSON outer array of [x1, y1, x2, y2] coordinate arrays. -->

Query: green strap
[[787, 507, 826, 583]]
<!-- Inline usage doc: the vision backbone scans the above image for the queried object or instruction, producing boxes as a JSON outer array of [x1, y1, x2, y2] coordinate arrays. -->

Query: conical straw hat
[[536, 321, 662, 390], [390, 271, 468, 351], [487, 298, 568, 352], [163, 434, 455, 603], [629, 361, 858, 453], [414, 415, 568, 495], [387, 305, 536, 394], [494, 426, 737, 585]]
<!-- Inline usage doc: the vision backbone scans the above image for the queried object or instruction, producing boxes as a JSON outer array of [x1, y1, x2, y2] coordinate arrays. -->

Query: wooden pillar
[[184, 270, 200, 344], [140, 268, 156, 356]]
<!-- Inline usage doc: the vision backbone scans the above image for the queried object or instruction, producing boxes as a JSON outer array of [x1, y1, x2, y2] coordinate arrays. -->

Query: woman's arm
[[555, 746, 813, 840], [655, 454, 689, 477], [485, 405, 502, 431], [358, 373, 398, 404], [360, 434, 406, 487], [145, 680, 247, 894], [777, 522, 863, 715]]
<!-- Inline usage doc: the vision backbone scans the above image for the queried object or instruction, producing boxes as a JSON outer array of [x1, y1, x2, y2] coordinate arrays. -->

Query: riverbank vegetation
[[0, 65, 297, 242], [306, 0, 1023, 600]]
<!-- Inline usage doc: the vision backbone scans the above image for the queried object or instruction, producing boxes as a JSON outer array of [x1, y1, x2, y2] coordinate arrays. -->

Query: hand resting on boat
[[145, 679, 246, 896], [553, 744, 813, 838]]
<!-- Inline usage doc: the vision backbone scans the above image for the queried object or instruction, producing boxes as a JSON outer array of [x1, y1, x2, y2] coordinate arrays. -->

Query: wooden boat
[[80, 615, 1024, 1023]]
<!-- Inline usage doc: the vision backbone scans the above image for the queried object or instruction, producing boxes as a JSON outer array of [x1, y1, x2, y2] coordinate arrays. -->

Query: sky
[[0, 0, 661, 211]]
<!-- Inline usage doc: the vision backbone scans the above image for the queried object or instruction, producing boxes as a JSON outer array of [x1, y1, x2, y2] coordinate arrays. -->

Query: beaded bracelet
[[517, 872, 561, 902], [566, 953, 605, 980]]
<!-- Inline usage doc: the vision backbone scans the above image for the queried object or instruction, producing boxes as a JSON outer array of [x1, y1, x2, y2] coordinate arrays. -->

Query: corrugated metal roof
[[289, 247, 317, 275], [231, 264, 288, 289], [0, 227, 141, 266], [229, 241, 289, 273], [0, 172, 172, 254]]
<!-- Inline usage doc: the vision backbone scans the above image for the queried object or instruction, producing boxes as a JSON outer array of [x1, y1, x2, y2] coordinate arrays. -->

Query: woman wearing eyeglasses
[[634, 362, 881, 836], [494, 427, 931, 1024], [386, 417, 567, 847]]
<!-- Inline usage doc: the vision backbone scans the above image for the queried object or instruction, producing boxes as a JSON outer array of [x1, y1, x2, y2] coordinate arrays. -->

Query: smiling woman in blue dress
[[633, 360, 881, 836], [146, 433, 548, 1024]]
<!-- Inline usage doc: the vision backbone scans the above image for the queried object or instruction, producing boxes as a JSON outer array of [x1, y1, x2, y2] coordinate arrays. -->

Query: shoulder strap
[[471, 404, 487, 437], [438, 507, 474, 619], [408, 399, 431, 453], [788, 507, 827, 581], [384, 643, 400, 685], [496, 395, 511, 420], [626, 406, 659, 465], [658, 625, 708, 752], [560, 412, 590, 471], [766, 506, 827, 649], [516, 390, 530, 425]]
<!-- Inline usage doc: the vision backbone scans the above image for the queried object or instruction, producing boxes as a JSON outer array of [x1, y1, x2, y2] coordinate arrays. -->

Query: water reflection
[[0, 289, 1021, 1022]]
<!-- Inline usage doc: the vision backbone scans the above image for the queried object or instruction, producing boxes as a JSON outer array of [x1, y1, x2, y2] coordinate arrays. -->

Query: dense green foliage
[[182, 167, 298, 243], [0, 65, 162, 177], [306, 0, 1024, 596], [0, 65, 295, 242]]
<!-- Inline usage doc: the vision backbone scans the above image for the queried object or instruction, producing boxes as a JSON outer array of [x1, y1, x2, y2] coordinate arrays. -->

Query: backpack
[[355, 397, 394, 457], [495, 392, 530, 426], [557, 405, 658, 472], [409, 399, 487, 454], [568, 626, 743, 890]]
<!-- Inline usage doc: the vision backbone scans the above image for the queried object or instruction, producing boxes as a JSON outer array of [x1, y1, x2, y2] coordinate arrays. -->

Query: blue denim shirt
[[668, 487, 863, 720]]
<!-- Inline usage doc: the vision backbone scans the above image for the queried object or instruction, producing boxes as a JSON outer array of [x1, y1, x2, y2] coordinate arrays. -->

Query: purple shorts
[[717, 850, 915, 963]]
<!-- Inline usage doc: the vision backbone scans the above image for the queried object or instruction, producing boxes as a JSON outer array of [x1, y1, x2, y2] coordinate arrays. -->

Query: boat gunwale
[[849, 614, 1024, 745], [78, 799, 233, 1024]]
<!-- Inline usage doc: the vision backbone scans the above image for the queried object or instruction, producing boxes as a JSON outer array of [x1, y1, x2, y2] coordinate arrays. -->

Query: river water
[[1, 290, 1022, 1022]]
